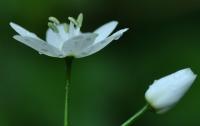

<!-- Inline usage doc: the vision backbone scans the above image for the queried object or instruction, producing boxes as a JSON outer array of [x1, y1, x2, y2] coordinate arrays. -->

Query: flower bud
[[145, 68, 197, 114]]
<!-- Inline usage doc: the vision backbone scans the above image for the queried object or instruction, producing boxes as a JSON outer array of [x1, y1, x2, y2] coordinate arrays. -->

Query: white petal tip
[[111, 28, 129, 40], [110, 21, 119, 26], [10, 22, 16, 28], [183, 68, 195, 74], [176, 68, 197, 80], [12, 35, 21, 41], [10, 22, 21, 30], [13, 35, 19, 38], [115, 28, 129, 35], [121, 28, 129, 33]]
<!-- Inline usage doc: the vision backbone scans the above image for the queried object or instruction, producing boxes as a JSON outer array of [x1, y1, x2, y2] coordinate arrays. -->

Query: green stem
[[121, 104, 149, 126], [64, 57, 73, 126]]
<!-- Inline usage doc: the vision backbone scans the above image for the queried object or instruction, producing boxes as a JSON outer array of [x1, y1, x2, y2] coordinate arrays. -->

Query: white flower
[[10, 14, 128, 58], [145, 68, 197, 114]]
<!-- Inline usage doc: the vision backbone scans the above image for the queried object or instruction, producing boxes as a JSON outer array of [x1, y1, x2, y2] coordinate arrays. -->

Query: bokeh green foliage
[[0, 0, 200, 126]]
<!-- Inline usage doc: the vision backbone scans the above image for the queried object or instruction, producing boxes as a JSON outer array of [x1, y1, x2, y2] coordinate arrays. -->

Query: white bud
[[145, 68, 197, 114]]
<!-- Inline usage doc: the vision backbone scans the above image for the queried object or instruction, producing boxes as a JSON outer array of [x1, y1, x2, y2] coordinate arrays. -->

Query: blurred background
[[0, 0, 200, 126]]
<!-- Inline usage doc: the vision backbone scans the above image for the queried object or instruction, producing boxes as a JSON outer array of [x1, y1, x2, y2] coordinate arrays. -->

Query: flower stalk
[[64, 57, 74, 126], [121, 104, 149, 126]]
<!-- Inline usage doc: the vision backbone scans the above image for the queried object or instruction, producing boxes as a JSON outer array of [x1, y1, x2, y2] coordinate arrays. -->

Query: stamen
[[77, 13, 83, 28], [48, 16, 60, 25], [48, 22, 59, 33], [63, 23, 69, 33], [68, 17, 78, 26]]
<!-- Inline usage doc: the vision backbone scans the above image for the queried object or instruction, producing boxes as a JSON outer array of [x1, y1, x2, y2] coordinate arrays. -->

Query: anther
[[48, 16, 60, 25], [48, 22, 59, 33]]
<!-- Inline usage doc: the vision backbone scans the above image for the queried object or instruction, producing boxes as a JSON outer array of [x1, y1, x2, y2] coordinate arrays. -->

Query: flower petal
[[10, 22, 38, 38], [77, 28, 128, 58], [13, 35, 64, 58], [61, 33, 98, 57], [94, 21, 118, 43], [68, 22, 81, 37], [46, 24, 70, 50]]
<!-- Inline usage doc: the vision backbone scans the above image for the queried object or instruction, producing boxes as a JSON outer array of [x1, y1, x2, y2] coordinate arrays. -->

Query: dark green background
[[0, 0, 200, 126]]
